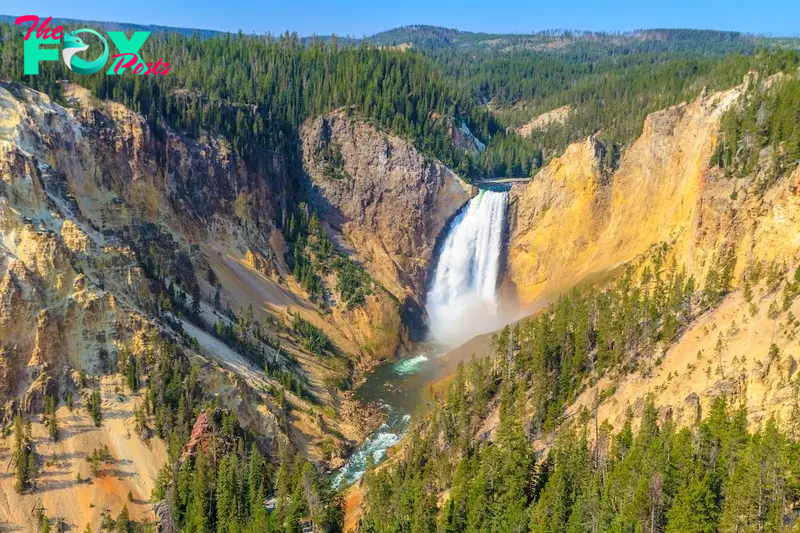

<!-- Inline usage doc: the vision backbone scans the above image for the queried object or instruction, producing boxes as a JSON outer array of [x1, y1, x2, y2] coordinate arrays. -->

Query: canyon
[[0, 81, 474, 528], [0, 64, 799, 531]]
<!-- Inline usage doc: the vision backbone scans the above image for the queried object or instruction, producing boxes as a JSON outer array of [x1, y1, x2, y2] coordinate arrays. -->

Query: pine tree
[[665, 475, 717, 533], [88, 389, 103, 427], [191, 293, 202, 318], [26, 448, 39, 490], [126, 355, 139, 393], [13, 413, 29, 493], [116, 505, 132, 533], [44, 395, 59, 442]]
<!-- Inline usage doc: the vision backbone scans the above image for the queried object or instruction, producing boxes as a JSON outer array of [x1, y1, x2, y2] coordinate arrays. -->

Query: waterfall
[[426, 189, 508, 345], [334, 189, 509, 488]]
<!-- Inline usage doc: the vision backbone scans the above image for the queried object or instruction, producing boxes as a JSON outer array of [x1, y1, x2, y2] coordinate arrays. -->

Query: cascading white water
[[426, 189, 508, 345]]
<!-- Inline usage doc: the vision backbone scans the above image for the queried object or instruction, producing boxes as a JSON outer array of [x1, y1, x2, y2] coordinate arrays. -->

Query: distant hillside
[[4, 15, 796, 54], [365, 25, 775, 55]]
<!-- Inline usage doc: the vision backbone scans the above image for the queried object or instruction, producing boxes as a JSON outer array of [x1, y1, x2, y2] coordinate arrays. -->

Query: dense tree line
[[0, 23, 498, 178], [362, 386, 800, 533]]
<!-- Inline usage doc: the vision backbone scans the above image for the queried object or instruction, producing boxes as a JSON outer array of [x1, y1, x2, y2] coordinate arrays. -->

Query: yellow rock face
[[506, 83, 800, 310], [506, 136, 609, 306], [504, 76, 800, 437]]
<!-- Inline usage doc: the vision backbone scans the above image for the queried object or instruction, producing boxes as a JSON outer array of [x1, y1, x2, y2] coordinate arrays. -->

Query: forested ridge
[[368, 26, 800, 170], [430, 48, 800, 169], [2, 22, 799, 179], [358, 249, 800, 533]]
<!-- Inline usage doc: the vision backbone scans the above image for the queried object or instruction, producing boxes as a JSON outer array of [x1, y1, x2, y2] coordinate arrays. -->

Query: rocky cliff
[[300, 111, 475, 332], [504, 75, 800, 436], [0, 83, 445, 529], [506, 81, 800, 308]]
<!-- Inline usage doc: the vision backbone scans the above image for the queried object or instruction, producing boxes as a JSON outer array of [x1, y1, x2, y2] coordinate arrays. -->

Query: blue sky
[[4, 0, 798, 37]]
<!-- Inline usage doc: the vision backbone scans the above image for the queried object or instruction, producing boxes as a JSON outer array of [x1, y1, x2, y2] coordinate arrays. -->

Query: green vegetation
[[288, 212, 330, 303], [368, 26, 770, 56], [358, 253, 800, 533], [479, 50, 799, 171], [361, 393, 800, 533], [43, 395, 59, 442], [86, 445, 113, 477], [152, 438, 342, 533], [119, 346, 141, 393], [702, 249, 737, 308], [0, 23, 494, 178], [141, 331, 341, 531], [287, 209, 377, 311], [475, 247, 697, 433], [3, 19, 800, 533], [12, 413, 36, 493], [6, 23, 794, 183], [316, 132, 350, 181], [210, 304, 283, 365], [292, 238, 326, 302], [355, 247, 800, 531], [87, 389, 103, 427], [714, 73, 800, 192], [269, 367, 313, 403], [292, 313, 331, 355], [332, 256, 374, 309]]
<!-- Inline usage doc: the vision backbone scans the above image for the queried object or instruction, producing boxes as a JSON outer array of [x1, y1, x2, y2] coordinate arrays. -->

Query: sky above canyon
[[4, 0, 799, 37]]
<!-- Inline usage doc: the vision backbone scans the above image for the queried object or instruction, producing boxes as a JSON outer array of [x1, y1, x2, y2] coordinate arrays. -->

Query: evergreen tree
[[665, 475, 717, 533], [13, 413, 29, 493], [44, 395, 59, 442], [87, 389, 103, 427]]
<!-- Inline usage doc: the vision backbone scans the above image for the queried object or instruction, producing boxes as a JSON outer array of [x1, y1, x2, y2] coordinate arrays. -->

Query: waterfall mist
[[426, 190, 510, 346]]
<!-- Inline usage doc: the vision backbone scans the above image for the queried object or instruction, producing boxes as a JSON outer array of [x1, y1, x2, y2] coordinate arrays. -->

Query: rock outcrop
[[516, 104, 572, 138], [506, 81, 800, 309], [505, 75, 800, 436], [301, 111, 475, 325]]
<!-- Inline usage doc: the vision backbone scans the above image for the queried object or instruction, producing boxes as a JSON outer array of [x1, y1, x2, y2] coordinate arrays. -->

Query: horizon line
[[3, 14, 799, 40]]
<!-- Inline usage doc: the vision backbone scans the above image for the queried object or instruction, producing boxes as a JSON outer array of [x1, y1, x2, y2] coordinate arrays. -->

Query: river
[[332, 343, 447, 487]]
